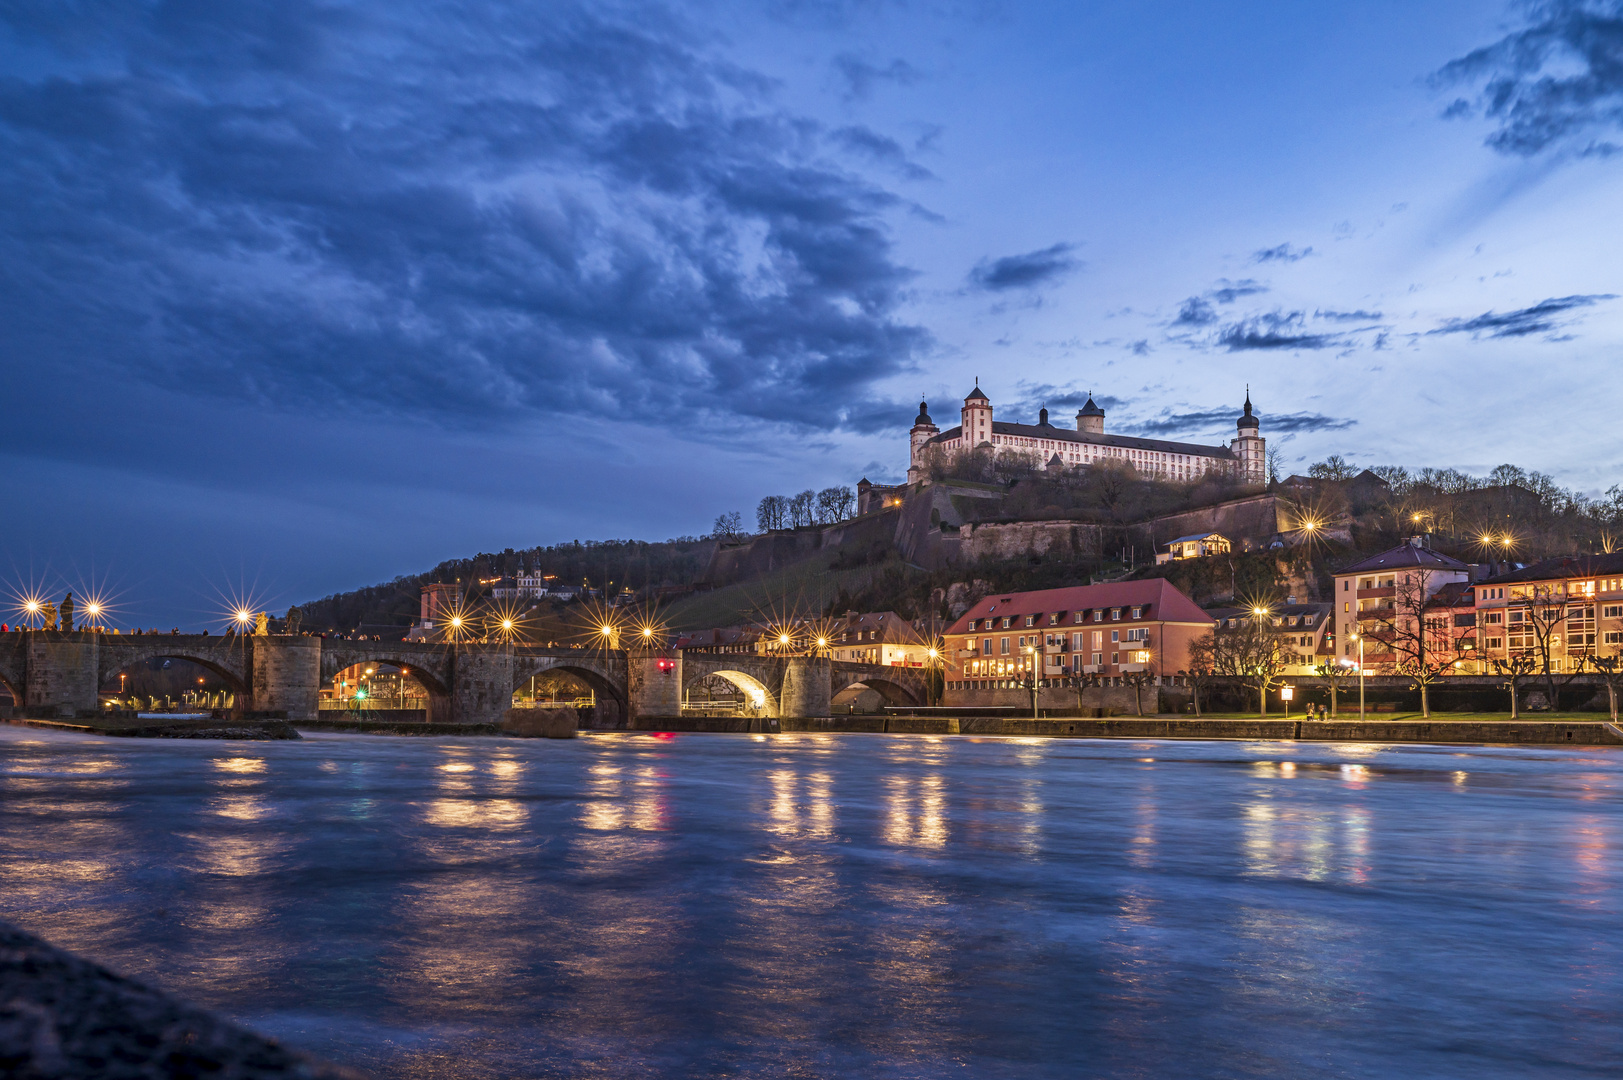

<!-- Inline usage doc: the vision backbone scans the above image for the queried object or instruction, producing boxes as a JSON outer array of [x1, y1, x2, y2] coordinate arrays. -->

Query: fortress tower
[[960, 383, 992, 447], [906, 400, 939, 483]]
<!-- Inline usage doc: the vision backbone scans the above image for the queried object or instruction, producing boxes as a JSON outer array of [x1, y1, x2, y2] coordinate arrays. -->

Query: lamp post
[[1023, 645, 1038, 719], [927, 646, 940, 707], [1353, 633, 1365, 719]]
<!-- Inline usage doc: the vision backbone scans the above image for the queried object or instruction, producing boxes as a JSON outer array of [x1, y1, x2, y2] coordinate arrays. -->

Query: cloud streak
[[969, 242, 1082, 291], [1429, 294, 1617, 338]]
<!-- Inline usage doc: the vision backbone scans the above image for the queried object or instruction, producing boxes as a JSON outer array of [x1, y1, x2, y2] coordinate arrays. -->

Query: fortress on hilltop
[[905, 383, 1266, 486]]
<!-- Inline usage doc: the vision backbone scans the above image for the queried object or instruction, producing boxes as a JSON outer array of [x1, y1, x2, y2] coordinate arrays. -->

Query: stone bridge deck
[[0, 631, 933, 726]]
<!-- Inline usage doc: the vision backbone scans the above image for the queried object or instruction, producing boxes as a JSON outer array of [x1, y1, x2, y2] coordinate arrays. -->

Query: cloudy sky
[[3, 0, 1621, 625]]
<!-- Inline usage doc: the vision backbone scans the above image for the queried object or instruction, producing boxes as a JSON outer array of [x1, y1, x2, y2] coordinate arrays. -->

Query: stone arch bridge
[[0, 631, 931, 726]]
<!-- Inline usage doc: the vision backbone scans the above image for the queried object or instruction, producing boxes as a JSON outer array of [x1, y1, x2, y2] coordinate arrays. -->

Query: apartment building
[[1471, 554, 1623, 673], [1331, 541, 1471, 669], [942, 580, 1213, 699]]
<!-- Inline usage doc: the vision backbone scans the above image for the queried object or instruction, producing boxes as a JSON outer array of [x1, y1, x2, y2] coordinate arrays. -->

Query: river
[[0, 727, 1618, 1078]]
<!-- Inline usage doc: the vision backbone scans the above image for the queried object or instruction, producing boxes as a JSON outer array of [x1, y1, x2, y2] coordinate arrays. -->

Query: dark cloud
[[1208, 279, 1268, 304], [1252, 243, 1313, 263], [1434, 1, 1623, 155], [1429, 294, 1617, 338], [0, 0, 930, 434], [1122, 407, 1354, 438], [1315, 308, 1384, 322], [969, 242, 1081, 291], [830, 125, 934, 180], [1128, 339, 1151, 355], [1216, 311, 1338, 351], [833, 54, 921, 101], [1173, 298, 1217, 326]]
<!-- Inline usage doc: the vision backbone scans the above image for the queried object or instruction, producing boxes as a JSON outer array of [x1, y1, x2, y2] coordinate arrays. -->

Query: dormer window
[[1048, 613, 1060, 626], [1024, 615, 1035, 628], [1111, 608, 1121, 621], [1073, 612, 1084, 624], [1092, 609, 1103, 621], [1130, 606, 1142, 619]]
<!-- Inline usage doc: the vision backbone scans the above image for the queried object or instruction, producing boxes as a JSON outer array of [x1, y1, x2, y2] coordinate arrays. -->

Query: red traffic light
[[656, 657, 674, 673]]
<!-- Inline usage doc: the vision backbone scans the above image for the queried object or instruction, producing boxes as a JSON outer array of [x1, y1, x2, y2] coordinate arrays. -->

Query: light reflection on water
[[0, 728, 1620, 1079]]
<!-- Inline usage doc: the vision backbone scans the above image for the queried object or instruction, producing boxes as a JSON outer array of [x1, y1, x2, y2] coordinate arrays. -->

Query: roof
[[1238, 393, 1258, 429], [965, 384, 989, 402], [1078, 396, 1105, 417], [926, 421, 1237, 459], [832, 610, 926, 645], [1477, 552, 1623, 586], [1336, 544, 1469, 575], [1168, 532, 1226, 545], [1208, 602, 1332, 624], [946, 579, 1213, 635], [913, 400, 935, 427], [1427, 582, 1477, 609]]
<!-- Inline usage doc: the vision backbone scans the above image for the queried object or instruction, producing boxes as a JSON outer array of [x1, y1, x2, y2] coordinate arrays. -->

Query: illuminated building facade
[[907, 384, 1266, 485]]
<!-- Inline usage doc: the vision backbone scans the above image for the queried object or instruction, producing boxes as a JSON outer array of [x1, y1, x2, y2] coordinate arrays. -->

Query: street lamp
[[927, 646, 940, 707], [1352, 633, 1365, 719], [1023, 645, 1038, 719]]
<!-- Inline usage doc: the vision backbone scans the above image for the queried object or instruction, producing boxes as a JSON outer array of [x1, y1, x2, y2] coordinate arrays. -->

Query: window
[[1482, 612, 1503, 624], [1048, 613, 1060, 626], [1605, 606, 1623, 619], [1024, 615, 1035, 628], [1071, 632, 1085, 650], [1092, 609, 1103, 622], [1130, 606, 1142, 619], [1344, 602, 1349, 613], [1343, 580, 1349, 591], [1001, 617, 1012, 629], [1606, 632, 1623, 645], [1487, 636, 1503, 649], [1000, 637, 1010, 655], [967, 619, 978, 631], [982, 638, 992, 656], [1111, 630, 1120, 643], [1111, 608, 1121, 621], [1073, 611, 1084, 624]]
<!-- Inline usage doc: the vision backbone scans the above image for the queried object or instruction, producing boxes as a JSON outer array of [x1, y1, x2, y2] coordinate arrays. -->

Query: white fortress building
[[907, 383, 1266, 485]]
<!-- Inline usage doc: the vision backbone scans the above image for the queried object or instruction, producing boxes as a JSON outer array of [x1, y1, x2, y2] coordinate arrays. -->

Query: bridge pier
[[25, 635, 100, 718], [251, 637, 320, 721], [627, 653, 681, 722], [779, 657, 830, 719], [449, 644, 514, 726]]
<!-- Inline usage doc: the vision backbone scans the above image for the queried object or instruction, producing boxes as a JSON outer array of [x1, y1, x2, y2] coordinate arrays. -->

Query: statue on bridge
[[40, 602, 57, 632], [59, 592, 74, 633], [285, 605, 303, 635]]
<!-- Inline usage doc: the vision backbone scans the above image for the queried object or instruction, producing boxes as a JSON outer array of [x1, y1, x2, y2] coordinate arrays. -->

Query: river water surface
[[0, 727, 1619, 1078]]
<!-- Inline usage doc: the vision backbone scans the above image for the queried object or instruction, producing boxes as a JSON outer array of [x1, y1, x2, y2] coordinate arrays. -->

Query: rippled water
[[1, 727, 1619, 1078]]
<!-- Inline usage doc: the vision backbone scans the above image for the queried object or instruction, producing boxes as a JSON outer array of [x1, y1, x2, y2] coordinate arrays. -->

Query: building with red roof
[[943, 579, 1213, 703]]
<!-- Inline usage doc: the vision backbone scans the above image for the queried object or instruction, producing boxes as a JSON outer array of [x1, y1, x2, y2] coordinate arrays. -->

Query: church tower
[[961, 383, 993, 447], [907, 400, 939, 483], [1235, 388, 1265, 484]]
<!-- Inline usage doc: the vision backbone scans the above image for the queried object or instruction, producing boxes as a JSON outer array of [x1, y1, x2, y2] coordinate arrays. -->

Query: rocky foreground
[[0, 921, 360, 1078]]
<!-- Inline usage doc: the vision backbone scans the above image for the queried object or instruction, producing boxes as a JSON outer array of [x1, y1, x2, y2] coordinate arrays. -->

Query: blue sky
[[3, 0, 1621, 625]]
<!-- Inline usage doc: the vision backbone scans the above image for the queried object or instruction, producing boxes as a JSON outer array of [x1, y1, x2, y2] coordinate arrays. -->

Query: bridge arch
[[832, 677, 922, 709], [684, 668, 777, 717], [510, 656, 628, 729], [320, 654, 451, 721], [100, 650, 250, 694], [0, 667, 21, 707]]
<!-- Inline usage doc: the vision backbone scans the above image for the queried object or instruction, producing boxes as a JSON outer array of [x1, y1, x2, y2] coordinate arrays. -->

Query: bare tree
[[1179, 632, 1218, 717], [1211, 618, 1289, 717], [815, 486, 854, 524], [1362, 566, 1466, 718], [789, 489, 817, 528], [711, 511, 745, 541], [1121, 663, 1158, 717], [1308, 454, 1359, 481], [1588, 655, 1623, 722], [1513, 582, 1589, 710], [1490, 653, 1538, 719], [1311, 660, 1351, 718], [756, 495, 788, 532]]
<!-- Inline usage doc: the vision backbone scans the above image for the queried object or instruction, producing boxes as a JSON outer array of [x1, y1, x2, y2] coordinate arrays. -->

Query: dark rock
[[0, 920, 363, 1078], [150, 723, 302, 741], [500, 707, 578, 739]]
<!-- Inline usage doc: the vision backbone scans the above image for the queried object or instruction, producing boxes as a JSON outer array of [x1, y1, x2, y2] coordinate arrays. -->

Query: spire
[[1238, 386, 1259, 431]]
